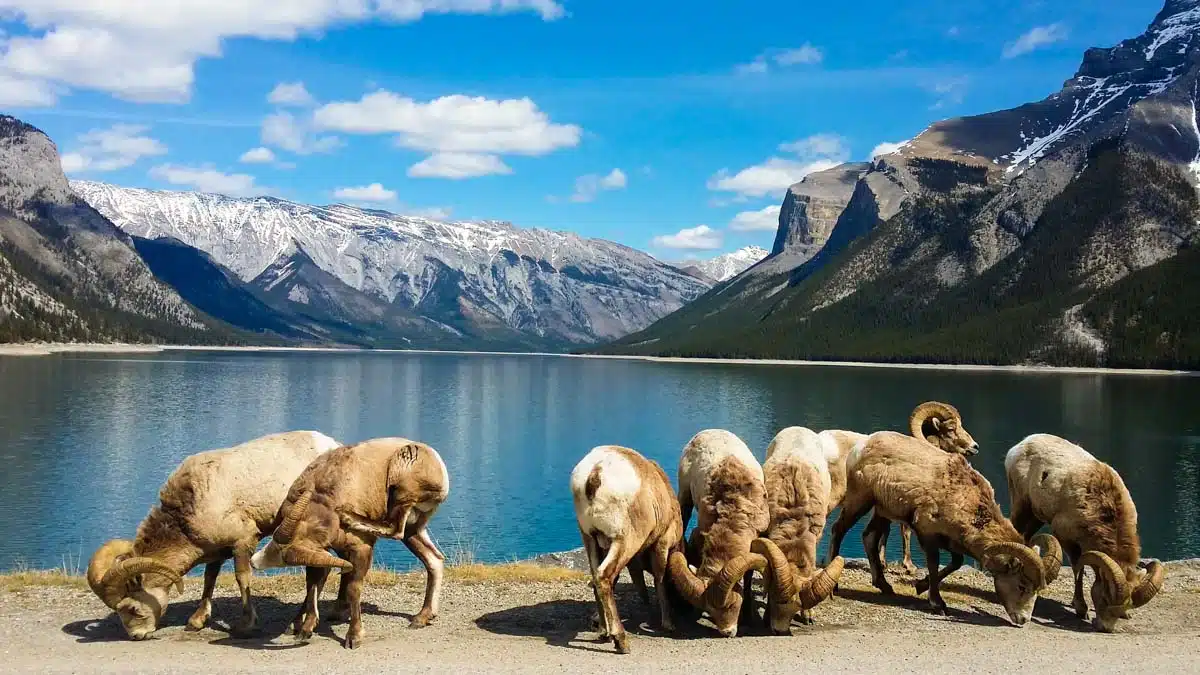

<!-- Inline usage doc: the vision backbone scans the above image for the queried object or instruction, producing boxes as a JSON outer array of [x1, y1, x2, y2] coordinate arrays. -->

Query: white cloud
[[0, 1, 565, 104], [333, 182, 396, 203], [238, 146, 276, 164], [58, 124, 167, 173], [0, 72, 58, 106], [870, 140, 909, 159], [568, 168, 627, 203], [709, 133, 849, 199], [149, 163, 268, 197], [314, 90, 580, 178], [729, 205, 782, 232], [267, 81, 314, 107], [734, 57, 769, 75], [261, 111, 342, 155], [652, 225, 723, 251], [407, 206, 453, 220], [1003, 23, 1069, 59], [407, 152, 512, 179], [927, 76, 969, 109], [774, 43, 823, 66]]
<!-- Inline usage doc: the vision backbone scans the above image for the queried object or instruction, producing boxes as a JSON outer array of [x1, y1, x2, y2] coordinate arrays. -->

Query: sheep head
[[1079, 551, 1163, 632], [982, 539, 1056, 626], [667, 549, 766, 637], [754, 538, 842, 635], [86, 539, 181, 640], [251, 489, 355, 572], [909, 401, 978, 455]]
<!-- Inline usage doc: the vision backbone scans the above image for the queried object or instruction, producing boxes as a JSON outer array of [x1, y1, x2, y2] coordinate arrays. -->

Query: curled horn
[[1131, 560, 1164, 608], [705, 553, 767, 609], [1079, 550, 1129, 606], [668, 550, 708, 607], [752, 538, 797, 600], [909, 401, 961, 441], [99, 558, 182, 609], [283, 545, 355, 570], [1031, 533, 1063, 584], [799, 556, 844, 609], [984, 542, 1046, 589], [275, 488, 312, 542], [86, 540, 135, 609]]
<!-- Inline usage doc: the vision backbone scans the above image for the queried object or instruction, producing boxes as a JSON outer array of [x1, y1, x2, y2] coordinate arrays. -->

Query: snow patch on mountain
[[674, 246, 769, 282], [69, 181, 709, 345]]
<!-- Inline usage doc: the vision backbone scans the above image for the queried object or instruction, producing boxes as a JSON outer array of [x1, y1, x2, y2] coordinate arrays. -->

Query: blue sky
[[0, 0, 1169, 259]]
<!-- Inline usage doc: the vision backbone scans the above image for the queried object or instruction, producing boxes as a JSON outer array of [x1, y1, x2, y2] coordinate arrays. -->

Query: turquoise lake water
[[0, 350, 1197, 572]]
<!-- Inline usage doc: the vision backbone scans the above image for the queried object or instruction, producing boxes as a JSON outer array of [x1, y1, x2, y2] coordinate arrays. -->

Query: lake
[[0, 350, 1197, 574]]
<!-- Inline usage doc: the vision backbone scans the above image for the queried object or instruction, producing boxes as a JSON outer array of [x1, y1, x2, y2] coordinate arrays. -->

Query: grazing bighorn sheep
[[880, 402, 981, 573], [758, 427, 845, 634], [827, 432, 1061, 625], [570, 445, 684, 653], [670, 429, 771, 637], [1005, 433, 1164, 632], [251, 437, 450, 649], [85, 430, 340, 640]]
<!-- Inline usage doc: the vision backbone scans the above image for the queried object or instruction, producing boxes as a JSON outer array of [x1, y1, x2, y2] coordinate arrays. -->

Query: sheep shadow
[[474, 594, 722, 654], [834, 587, 1009, 628], [1031, 596, 1096, 633], [61, 596, 302, 647]]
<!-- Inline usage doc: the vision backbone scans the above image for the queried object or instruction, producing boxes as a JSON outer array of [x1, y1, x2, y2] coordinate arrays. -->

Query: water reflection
[[0, 352, 1197, 571]]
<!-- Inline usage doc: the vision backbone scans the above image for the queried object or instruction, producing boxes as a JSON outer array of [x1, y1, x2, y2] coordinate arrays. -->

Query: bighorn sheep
[[251, 437, 450, 649], [758, 427, 845, 634], [880, 402, 981, 573], [570, 445, 684, 653], [1005, 433, 1164, 632], [85, 430, 340, 640], [827, 432, 1061, 625], [670, 429, 771, 637]]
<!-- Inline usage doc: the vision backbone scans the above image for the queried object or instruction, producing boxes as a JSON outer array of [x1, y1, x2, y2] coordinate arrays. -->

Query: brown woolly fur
[[1005, 434, 1162, 633], [570, 445, 684, 654], [251, 437, 451, 649], [672, 430, 770, 639], [827, 432, 1057, 627], [83, 431, 340, 641]]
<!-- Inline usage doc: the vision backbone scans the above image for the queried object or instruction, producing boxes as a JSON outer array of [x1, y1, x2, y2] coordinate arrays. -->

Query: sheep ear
[[984, 553, 1016, 574], [930, 418, 942, 431]]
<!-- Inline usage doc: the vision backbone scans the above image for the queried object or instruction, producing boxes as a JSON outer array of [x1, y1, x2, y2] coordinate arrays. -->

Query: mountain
[[673, 246, 769, 283], [0, 116, 228, 344], [599, 0, 1200, 370], [72, 181, 709, 350]]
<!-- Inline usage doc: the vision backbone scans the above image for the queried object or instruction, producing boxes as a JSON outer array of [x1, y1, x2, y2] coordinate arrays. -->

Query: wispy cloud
[[1003, 23, 1069, 59], [59, 124, 167, 173], [735, 43, 824, 75], [729, 205, 781, 232], [568, 168, 628, 203]]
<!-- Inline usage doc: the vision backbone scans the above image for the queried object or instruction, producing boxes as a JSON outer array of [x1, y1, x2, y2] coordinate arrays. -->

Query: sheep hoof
[[873, 580, 895, 596], [612, 633, 630, 654], [408, 611, 436, 629], [798, 610, 814, 625], [344, 633, 363, 650], [928, 600, 947, 616], [902, 563, 919, 576], [1073, 602, 1089, 620], [294, 629, 313, 643], [185, 617, 206, 632], [660, 618, 676, 633]]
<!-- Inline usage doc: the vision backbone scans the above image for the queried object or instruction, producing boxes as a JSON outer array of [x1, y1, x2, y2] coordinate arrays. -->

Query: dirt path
[[2, 561, 1198, 674]]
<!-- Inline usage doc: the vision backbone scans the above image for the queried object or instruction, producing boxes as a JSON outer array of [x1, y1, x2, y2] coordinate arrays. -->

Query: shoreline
[[1, 341, 1196, 377]]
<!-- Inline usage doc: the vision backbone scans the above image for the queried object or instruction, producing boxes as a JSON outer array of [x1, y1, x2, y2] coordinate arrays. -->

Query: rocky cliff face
[[602, 0, 1200, 368], [772, 163, 868, 258], [0, 115, 213, 343]]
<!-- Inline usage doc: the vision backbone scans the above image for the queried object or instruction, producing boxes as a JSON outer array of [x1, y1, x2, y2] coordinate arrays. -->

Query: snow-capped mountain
[[676, 247, 769, 282], [605, 0, 1200, 369], [71, 181, 709, 348]]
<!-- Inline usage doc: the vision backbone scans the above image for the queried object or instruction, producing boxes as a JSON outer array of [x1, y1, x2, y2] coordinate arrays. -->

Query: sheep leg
[[627, 553, 651, 607], [293, 566, 330, 642], [343, 542, 374, 649], [595, 539, 637, 654], [899, 523, 917, 574], [1009, 500, 1042, 542], [186, 561, 222, 631], [1065, 544, 1088, 619], [403, 527, 445, 629], [679, 489, 693, 534], [919, 539, 948, 614], [580, 530, 608, 636], [327, 571, 352, 623], [827, 496, 873, 566], [649, 540, 675, 633], [915, 550, 963, 597], [739, 569, 758, 628], [862, 514, 894, 595], [231, 542, 260, 636]]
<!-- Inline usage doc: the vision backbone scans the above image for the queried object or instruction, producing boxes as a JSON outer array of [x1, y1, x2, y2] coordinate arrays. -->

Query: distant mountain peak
[[673, 246, 768, 283]]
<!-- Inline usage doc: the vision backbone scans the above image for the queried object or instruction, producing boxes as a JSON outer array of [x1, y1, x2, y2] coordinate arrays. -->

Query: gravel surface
[[2, 560, 1198, 673]]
